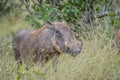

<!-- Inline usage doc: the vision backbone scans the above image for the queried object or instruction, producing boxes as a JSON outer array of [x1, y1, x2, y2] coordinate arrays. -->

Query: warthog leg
[[52, 54, 59, 72]]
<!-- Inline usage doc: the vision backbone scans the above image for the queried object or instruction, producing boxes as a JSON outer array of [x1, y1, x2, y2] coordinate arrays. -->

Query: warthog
[[12, 21, 83, 70], [114, 28, 120, 52]]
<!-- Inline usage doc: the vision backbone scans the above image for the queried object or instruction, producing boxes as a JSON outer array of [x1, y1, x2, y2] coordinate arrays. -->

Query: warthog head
[[46, 21, 83, 57]]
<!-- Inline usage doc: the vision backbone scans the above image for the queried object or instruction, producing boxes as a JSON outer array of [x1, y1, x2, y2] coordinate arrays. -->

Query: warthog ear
[[45, 21, 53, 28], [45, 21, 57, 31]]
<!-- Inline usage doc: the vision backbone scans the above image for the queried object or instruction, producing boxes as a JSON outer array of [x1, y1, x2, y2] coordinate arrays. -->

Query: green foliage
[[1, 0, 119, 31], [22, 0, 99, 28], [0, 0, 21, 16]]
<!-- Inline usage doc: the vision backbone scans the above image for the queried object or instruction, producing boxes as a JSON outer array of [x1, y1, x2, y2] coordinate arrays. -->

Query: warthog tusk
[[65, 41, 70, 49], [53, 41, 62, 53]]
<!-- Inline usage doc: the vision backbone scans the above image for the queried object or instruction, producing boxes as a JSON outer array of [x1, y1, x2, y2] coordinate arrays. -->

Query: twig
[[94, 10, 120, 18], [19, 0, 32, 14]]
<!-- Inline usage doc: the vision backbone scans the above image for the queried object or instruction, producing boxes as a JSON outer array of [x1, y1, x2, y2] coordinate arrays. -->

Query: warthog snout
[[64, 38, 83, 57], [70, 42, 83, 57], [71, 46, 81, 56]]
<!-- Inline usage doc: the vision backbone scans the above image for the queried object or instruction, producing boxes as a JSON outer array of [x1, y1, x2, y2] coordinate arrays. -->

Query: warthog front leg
[[52, 54, 59, 72]]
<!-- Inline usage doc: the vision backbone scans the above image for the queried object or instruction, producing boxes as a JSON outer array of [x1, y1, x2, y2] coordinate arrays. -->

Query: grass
[[0, 14, 120, 80]]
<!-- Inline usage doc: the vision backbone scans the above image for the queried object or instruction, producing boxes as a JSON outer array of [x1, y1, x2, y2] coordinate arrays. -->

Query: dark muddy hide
[[12, 21, 83, 69]]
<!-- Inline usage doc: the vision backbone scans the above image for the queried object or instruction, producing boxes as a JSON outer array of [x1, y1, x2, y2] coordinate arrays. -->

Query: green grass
[[0, 15, 120, 80]]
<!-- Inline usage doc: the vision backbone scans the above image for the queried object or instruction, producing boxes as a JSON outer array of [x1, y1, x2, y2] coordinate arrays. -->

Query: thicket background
[[0, 0, 120, 80]]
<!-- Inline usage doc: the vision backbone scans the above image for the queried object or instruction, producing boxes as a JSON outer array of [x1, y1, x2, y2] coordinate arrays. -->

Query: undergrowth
[[0, 15, 120, 80]]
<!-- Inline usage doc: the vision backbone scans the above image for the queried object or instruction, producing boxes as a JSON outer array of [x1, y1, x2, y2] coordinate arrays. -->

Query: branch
[[102, 0, 113, 11], [83, 10, 120, 23], [20, 0, 32, 14], [94, 10, 120, 18]]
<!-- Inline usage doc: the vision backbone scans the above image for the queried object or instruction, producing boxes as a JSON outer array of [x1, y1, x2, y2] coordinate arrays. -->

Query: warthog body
[[12, 21, 83, 68]]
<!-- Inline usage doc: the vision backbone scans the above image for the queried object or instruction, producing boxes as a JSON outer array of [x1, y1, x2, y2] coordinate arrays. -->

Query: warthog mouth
[[71, 54, 77, 57], [70, 52, 80, 57]]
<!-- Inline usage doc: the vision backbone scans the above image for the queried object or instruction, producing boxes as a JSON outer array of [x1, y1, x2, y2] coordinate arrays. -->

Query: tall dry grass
[[0, 15, 120, 80]]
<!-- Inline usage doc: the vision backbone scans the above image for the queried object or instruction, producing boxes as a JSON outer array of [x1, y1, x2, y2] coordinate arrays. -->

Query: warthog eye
[[56, 30, 59, 34], [55, 30, 62, 37]]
